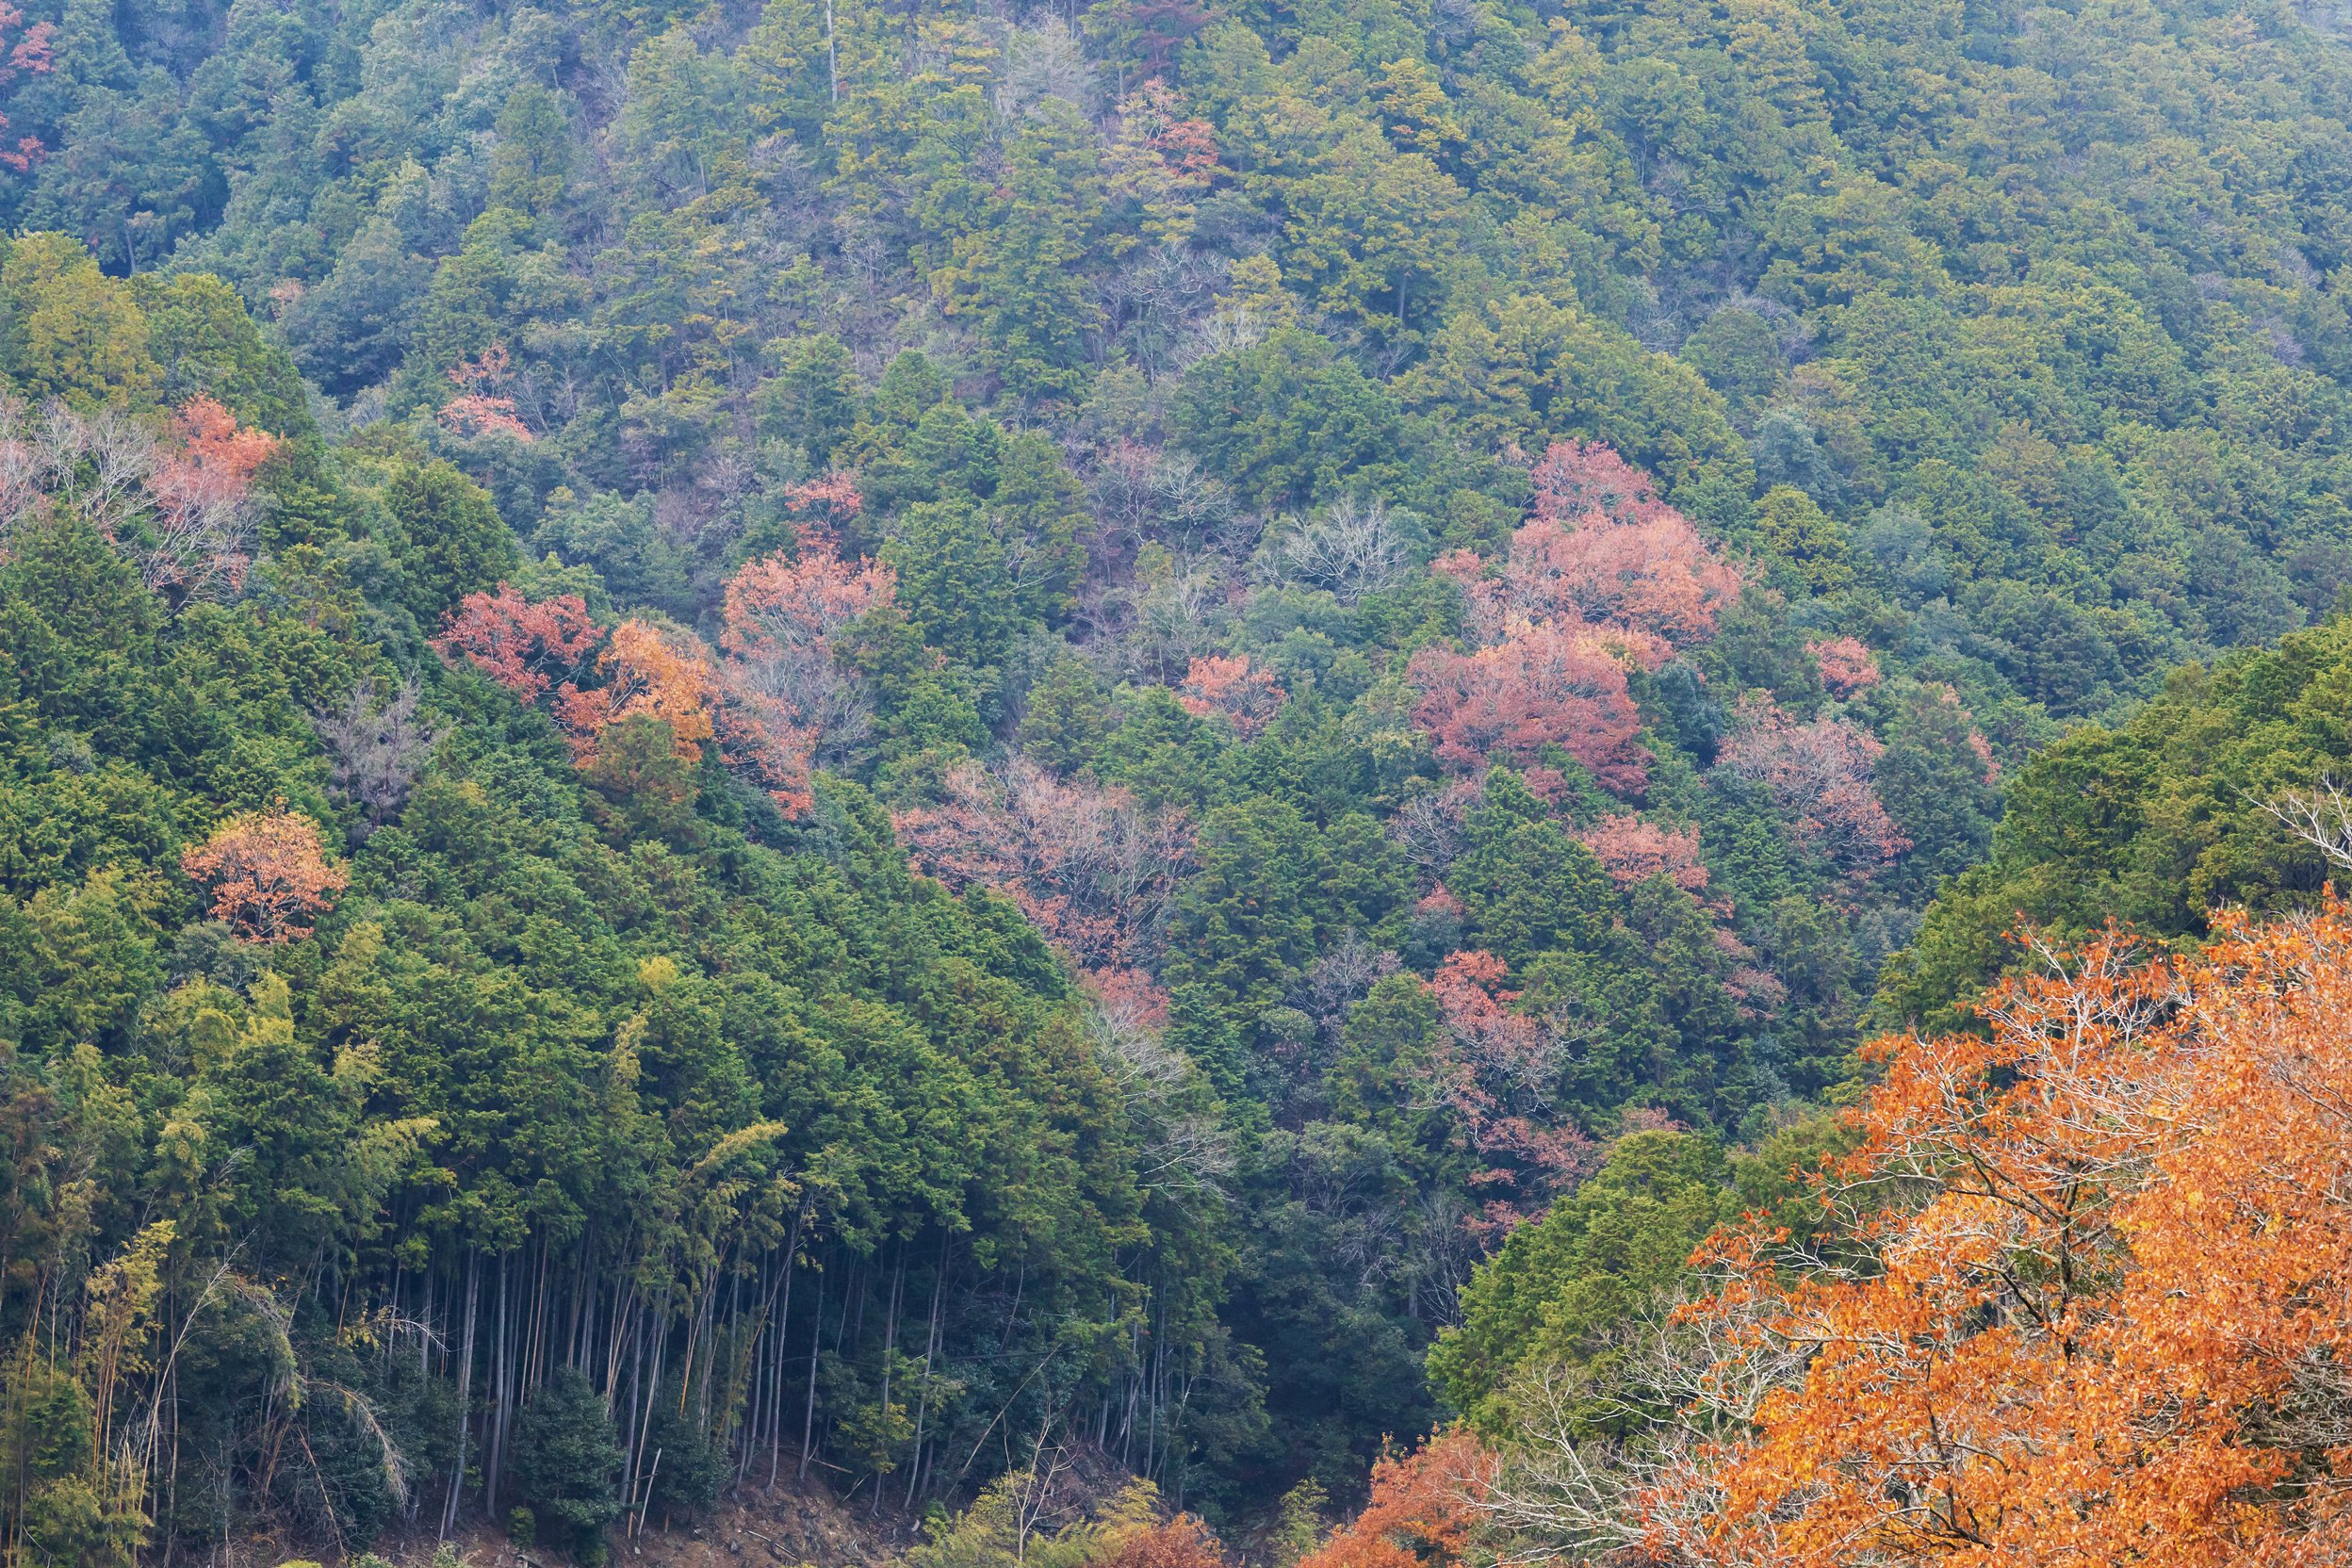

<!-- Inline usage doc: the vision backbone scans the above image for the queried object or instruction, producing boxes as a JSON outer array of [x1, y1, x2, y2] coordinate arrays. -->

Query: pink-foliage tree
[[1407, 622, 1648, 793], [895, 758, 1196, 972], [1576, 813, 1710, 897], [1411, 445, 1744, 797], [779, 472, 863, 545], [1178, 653, 1286, 738], [434, 586, 600, 702], [1716, 698, 1909, 872], [1527, 438, 1673, 527], [0, 4, 53, 173], [1808, 634, 1881, 696], [713, 540, 894, 815], [1424, 950, 1595, 1236], [438, 343, 534, 442], [0, 395, 281, 597], [1444, 442, 1741, 663]]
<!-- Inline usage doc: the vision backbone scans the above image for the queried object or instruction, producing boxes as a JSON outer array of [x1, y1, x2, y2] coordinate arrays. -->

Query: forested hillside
[[6, 0, 2352, 1558]]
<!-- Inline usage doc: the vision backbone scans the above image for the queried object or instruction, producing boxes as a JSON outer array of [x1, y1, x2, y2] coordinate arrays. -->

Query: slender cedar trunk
[[441, 1250, 481, 1538], [728, 1265, 743, 1437], [162, 1359, 180, 1562], [847, 1259, 866, 1357], [798, 1265, 826, 1481], [769, 1198, 807, 1488], [704, 1265, 722, 1429], [638, 1305, 674, 1537], [765, 1273, 787, 1480], [690, 1250, 726, 1426], [865, 1241, 898, 1513], [567, 1228, 594, 1372], [678, 1272, 704, 1425], [1119, 1319, 1140, 1469], [605, 1275, 641, 1407], [905, 1234, 947, 1508], [736, 1259, 764, 1494], [486, 1255, 511, 1518], [526, 1237, 549, 1399], [1145, 1295, 1167, 1479], [622, 1302, 647, 1503], [1000, 1255, 1025, 1351], [501, 1252, 522, 1498]]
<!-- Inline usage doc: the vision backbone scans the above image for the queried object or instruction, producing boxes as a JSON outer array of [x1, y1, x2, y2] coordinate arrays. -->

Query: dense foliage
[[8, 0, 2352, 1556]]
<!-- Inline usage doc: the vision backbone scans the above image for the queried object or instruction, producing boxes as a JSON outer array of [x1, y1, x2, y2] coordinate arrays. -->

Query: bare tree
[[1473, 1297, 1813, 1565], [1389, 778, 1483, 874], [314, 679, 447, 832], [0, 397, 155, 545], [1259, 496, 1414, 604], [2262, 776, 2352, 872]]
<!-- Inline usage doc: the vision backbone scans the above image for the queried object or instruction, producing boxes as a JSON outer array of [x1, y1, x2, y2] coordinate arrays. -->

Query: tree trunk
[[874, 1247, 906, 1513], [441, 1250, 481, 1538], [486, 1254, 511, 1518], [798, 1264, 826, 1481], [770, 1198, 808, 1488], [905, 1235, 947, 1508]]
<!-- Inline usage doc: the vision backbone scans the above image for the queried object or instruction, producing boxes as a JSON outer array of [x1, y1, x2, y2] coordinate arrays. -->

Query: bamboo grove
[[0, 502, 1250, 1562]]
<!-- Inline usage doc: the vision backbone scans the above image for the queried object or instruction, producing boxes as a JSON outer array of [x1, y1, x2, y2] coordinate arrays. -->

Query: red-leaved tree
[[142, 396, 280, 596], [778, 472, 864, 544], [1425, 951, 1597, 1235], [1442, 443, 1740, 664], [434, 586, 600, 702], [438, 343, 534, 442], [180, 807, 349, 942], [1408, 623, 1648, 794], [0, 4, 54, 173], [1807, 635, 1879, 696], [1576, 814, 1710, 897], [1527, 440, 1673, 529]]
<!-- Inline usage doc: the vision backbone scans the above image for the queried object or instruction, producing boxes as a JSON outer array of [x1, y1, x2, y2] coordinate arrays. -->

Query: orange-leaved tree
[[1298, 1429, 1494, 1568], [555, 617, 716, 762], [438, 342, 534, 442], [1093, 1512, 1225, 1568], [179, 807, 349, 941], [142, 395, 280, 596], [1644, 905, 2352, 1566]]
